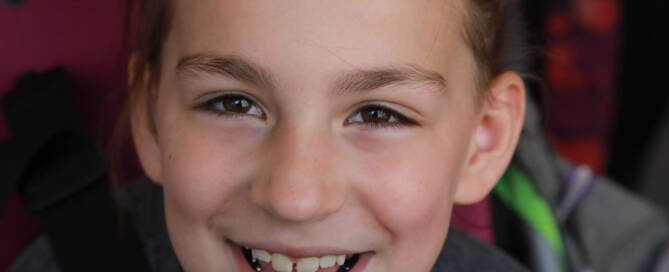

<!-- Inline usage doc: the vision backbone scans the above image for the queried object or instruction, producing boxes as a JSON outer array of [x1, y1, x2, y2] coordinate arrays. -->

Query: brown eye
[[346, 104, 418, 128], [361, 108, 391, 123], [222, 96, 251, 113], [203, 94, 265, 119]]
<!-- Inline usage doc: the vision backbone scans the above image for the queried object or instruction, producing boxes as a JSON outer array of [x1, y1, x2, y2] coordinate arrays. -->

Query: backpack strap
[[494, 166, 568, 272], [512, 98, 669, 271], [555, 165, 595, 225]]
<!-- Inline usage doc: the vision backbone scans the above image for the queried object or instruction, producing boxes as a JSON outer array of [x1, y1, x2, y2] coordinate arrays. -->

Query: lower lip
[[227, 240, 373, 272]]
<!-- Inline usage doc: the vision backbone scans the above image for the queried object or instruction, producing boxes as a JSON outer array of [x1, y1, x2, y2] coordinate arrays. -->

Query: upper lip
[[228, 239, 365, 258]]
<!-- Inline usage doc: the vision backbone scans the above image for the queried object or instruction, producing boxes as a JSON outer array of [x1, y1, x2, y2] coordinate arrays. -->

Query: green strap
[[493, 166, 568, 270]]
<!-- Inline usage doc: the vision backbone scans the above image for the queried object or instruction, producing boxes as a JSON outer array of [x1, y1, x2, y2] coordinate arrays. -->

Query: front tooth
[[271, 253, 293, 272], [296, 257, 320, 272], [337, 255, 346, 265], [251, 249, 271, 263], [320, 255, 337, 268]]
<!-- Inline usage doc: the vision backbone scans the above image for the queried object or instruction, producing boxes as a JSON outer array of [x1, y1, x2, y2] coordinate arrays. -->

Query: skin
[[130, 0, 526, 271]]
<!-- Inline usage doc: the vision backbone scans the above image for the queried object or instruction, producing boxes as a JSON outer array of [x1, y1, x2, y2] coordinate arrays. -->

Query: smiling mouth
[[241, 246, 361, 272]]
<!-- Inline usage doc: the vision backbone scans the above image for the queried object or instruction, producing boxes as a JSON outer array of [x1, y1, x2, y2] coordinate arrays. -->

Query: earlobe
[[128, 56, 164, 184], [455, 72, 526, 205]]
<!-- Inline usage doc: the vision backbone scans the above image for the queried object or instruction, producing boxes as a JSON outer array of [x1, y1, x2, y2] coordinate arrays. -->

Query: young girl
[[10, 0, 668, 271], [127, 0, 527, 271]]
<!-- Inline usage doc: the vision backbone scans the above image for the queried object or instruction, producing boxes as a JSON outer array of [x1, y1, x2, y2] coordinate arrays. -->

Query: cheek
[[347, 111, 476, 269], [354, 131, 471, 235], [157, 112, 264, 224], [365, 149, 458, 234]]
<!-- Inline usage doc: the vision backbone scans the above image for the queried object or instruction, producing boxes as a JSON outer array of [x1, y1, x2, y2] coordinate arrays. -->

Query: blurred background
[[1, 0, 668, 270]]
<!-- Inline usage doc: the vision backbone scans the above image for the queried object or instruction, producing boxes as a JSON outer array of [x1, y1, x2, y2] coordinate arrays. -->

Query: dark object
[[432, 228, 529, 272], [0, 68, 151, 271], [4, 0, 26, 7], [639, 110, 669, 218], [0, 68, 84, 212], [608, 0, 669, 189]]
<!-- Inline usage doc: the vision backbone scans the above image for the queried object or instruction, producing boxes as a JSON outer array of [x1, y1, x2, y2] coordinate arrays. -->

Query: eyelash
[[345, 104, 419, 128], [196, 93, 266, 120], [196, 93, 419, 128]]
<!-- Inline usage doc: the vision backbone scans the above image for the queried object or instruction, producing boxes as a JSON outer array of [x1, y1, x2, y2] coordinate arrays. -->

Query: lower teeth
[[241, 247, 360, 272]]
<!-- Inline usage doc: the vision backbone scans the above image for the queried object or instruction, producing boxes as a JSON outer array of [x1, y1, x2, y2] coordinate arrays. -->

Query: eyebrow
[[177, 53, 446, 95], [177, 53, 276, 91], [331, 66, 446, 96]]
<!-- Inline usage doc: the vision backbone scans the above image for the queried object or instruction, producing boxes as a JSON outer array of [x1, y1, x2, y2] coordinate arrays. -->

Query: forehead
[[169, 0, 469, 83]]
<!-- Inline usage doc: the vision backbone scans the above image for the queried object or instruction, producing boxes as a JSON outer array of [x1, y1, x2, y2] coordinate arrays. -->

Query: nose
[[251, 121, 346, 223]]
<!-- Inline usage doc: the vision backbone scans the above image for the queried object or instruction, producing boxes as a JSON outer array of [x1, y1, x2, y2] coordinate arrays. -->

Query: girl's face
[[132, 0, 524, 271]]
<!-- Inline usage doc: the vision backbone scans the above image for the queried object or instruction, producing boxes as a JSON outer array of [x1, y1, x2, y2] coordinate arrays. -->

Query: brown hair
[[108, 0, 172, 188], [463, 0, 510, 95], [129, 0, 173, 135]]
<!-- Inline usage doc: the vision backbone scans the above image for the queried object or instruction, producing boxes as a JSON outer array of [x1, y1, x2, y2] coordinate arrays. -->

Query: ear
[[454, 72, 526, 204], [128, 53, 164, 184]]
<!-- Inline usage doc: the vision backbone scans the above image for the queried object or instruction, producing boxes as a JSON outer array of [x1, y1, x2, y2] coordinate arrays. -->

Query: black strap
[[38, 173, 151, 271], [1, 68, 151, 271]]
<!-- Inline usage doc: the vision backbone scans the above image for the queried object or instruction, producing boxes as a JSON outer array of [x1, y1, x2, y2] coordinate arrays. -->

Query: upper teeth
[[251, 249, 347, 272]]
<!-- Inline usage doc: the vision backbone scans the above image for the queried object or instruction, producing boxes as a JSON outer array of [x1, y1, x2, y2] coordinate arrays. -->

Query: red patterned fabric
[[543, 0, 622, 173]]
